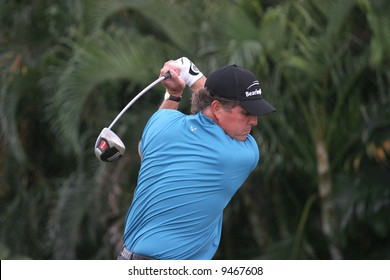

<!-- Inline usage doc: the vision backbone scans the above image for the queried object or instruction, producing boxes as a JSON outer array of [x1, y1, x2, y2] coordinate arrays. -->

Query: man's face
[[216, 104, 258, 141]]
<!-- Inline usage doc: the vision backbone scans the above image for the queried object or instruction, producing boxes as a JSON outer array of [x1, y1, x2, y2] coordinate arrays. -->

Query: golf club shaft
[[108, 72, 171, 130]]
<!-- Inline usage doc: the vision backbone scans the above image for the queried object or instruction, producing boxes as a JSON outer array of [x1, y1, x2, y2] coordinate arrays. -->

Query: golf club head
[[95, 128, 125, 162]]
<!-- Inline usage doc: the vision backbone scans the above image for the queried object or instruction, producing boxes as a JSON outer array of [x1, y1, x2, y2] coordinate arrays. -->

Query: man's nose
[[249, 115, 258, 126]]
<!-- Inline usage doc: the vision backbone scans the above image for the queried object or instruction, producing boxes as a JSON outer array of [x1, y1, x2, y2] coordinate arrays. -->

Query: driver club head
[[95, 128, 125, 162]]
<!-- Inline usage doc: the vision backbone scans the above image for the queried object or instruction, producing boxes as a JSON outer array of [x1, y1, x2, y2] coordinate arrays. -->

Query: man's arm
[[159, 62, 185, 110], [159, 76, 206, 110], [139, 58, 206, 159], [190, 75, 206, 92], [159, 57, 206, 110]]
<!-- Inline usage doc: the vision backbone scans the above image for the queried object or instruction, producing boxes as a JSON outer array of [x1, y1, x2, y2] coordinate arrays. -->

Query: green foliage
[[1, 0, 389, 260]]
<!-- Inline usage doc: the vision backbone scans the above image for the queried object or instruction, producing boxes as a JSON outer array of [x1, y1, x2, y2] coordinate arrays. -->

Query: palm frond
[[87, 0, 206, 52], [364, 1, 390, 65], [0, 77, 27, 163], [48, 173, 95, 259], [44, 30, 167, 154]]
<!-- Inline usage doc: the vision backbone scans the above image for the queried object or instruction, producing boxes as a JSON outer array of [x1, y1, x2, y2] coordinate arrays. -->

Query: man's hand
[[174, 57, 204, 87], [160, 61, 186, 96]]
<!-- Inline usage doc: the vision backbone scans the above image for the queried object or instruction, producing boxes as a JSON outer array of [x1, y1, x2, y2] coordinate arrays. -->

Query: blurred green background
[[1, 0, 389, 260]]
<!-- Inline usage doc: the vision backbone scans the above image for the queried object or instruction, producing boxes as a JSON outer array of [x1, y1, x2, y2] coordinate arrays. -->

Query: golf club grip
[[108, 73, 171, 130], [163, 72, 172, 80]]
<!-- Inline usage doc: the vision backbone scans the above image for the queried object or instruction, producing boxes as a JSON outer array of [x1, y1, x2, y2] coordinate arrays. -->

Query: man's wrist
[[175, 57, 203, 87], [164, 92, 182, 102]]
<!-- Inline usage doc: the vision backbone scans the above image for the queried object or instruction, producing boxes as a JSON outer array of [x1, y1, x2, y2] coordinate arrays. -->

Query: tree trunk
[[241, 186, 269, 250], [316, 140, 342, 259]]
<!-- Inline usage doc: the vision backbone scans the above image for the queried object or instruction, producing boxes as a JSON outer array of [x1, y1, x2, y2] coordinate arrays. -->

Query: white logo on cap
[[245, 81, 262, 97]]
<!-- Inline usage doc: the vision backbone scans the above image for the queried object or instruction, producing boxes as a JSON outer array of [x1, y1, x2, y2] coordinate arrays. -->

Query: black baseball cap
[[205, 65, 276, 116]]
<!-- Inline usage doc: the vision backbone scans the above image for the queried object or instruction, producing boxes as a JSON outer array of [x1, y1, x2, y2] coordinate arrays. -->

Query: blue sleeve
[[139, 109, 184, 154]]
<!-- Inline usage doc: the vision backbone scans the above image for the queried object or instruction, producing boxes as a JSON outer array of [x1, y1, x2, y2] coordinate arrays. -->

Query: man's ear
[[210, 100, 223, 121]]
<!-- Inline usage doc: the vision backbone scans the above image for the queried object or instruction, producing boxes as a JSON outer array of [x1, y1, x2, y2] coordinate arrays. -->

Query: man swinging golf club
[[117, 57, 276, 260]]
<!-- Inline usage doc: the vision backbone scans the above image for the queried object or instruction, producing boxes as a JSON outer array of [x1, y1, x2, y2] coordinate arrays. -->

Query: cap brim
[[240, 99, 276, 116]]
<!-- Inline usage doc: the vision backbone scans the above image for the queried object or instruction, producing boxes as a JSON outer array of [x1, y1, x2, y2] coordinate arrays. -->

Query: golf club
[[95, 72, 171, 162]]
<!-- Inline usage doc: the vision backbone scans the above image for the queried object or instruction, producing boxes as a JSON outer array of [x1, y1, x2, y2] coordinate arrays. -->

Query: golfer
[[118, 57, 276, 260]]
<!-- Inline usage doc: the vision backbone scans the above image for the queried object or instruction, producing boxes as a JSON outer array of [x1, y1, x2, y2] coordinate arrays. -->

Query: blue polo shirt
[[123, 109, 259, 259]]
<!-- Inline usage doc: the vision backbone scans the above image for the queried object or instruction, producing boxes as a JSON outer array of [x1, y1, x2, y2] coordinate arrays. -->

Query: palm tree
[[251, 0, 390, 259], [0, 0, 69, 259], [210, 0, 390, 260], [1, 0, 389, 260], [42, 0, 243, 259]]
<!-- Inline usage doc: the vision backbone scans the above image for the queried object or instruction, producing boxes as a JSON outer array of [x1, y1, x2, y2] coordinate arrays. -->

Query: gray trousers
[[117, 246, 156, 260]]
